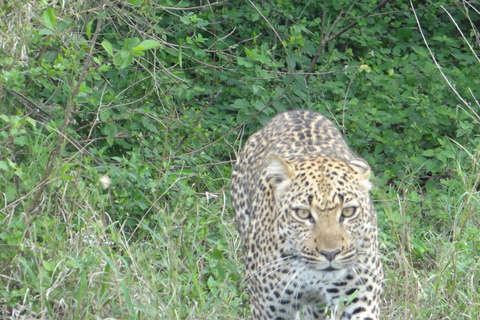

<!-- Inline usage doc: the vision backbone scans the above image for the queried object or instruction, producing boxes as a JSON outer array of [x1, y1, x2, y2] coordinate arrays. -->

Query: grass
[[1, 146, 479, 319], [1, 181, 246, 319], [379, 150, 480, 319]]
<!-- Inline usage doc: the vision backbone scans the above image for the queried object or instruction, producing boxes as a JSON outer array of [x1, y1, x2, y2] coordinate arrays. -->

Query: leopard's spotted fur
[[231, 110, 382, 320]]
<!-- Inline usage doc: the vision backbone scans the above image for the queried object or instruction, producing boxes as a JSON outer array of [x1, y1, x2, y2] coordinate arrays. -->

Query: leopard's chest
[[252, 265, 361, 305]]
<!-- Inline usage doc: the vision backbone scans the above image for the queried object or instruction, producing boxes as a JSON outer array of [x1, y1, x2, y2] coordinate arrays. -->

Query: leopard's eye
[[294, 209, 312, 220], [341, 206, 357, 218]]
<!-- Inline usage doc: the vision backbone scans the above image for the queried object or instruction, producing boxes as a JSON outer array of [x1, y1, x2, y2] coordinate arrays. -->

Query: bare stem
[[306, 0, 393, 81], [27, 1, 106, 216]]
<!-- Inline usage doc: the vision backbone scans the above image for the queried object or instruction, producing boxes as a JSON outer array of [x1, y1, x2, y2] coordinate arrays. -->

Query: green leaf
[[127, 0, 144, 7], [216, 261, 226, 280], [237, 56, 253, 68], [102, 40, 114, 57], [410, 237, 428, 257], [61, 163, 78, 175], [86, 20, 93, 38], [5, 185, 16, 202], [0, 161, 9, 171], [106, 135, 114, 146], [103, 123, 117, 146], [422, 149, 435, 157], [252, 100, 265, 111], [39, 29, 54, 35], [57, 21, 70, 32], [124, 37, 141, 50], [333, 2, 343, 10], [229, 98, 249, 111], [411, 155, 426, 165], [42, 7, 56, 30], [133, 40, 161, 51], [119, 52, 134, 69], [180, 13, 193, 25], [442, 150, 456, 159], [76, 267, 87, 318], [79, 83, 93, 93], [119, 281, 134, 316], [208, 249, 223, 260], [236, 110, 249, 124], [425, 180, 437, 193], [25, 117, 36, 128], [43, 260, 56, 272], [14, 136, 27, 147], [425, 159, 438, 173], [224, 259, 240, 277]]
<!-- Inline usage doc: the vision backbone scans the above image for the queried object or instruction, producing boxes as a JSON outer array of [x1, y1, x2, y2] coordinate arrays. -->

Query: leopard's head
[[264, 153, 375, 271]]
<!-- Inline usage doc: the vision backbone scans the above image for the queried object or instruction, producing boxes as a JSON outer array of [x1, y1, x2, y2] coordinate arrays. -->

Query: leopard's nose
[[319, 249, 341, 261]]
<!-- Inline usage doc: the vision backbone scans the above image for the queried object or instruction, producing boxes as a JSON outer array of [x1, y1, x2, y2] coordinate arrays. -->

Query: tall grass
[[380, 148, 480, 319]]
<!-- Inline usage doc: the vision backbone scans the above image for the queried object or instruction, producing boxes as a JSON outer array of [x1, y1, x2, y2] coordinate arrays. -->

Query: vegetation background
[[1, 0, 479, 319]]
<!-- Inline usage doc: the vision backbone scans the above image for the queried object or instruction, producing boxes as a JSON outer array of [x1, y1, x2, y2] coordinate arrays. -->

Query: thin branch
[[306, 5, 343, 80], [10, 89, 52, 118], [320, 0, 327, 41], [306, 0, 393, 81], [0, 178, 60, 215], [441, 5, 480, 65], [163, 0, 296, 160], [158, 1, 229, 11], [342, 66, 361, 133], [325, 5, 345, 40], [27, 1, 106, 216], [410, 0, 480, 124], [328, 0, 393, 42], [176, 90, 222, 150], [147, 160, 237, 173]]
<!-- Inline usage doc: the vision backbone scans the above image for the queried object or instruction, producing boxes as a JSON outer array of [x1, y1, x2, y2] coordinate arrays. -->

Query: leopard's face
[[265, 155, 375, 273]]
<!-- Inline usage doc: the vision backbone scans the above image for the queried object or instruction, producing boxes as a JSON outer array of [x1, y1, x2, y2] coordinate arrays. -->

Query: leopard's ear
[[348, 158, 372, 192], [265, 153, 294, 199]]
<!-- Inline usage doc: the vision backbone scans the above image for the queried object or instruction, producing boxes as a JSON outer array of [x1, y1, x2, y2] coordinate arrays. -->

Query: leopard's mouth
[[297, 255, 344, 272], [321, 266, 337, 272]]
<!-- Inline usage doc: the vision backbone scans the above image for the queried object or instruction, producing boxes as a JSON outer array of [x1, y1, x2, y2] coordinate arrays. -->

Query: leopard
[[230, 110, 383, 320]]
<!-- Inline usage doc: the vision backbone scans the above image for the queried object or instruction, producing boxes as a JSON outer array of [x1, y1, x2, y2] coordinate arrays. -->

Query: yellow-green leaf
[[102, 40, 114, 57], [42, 7, 55, 30], [133, 40, 161, 51]]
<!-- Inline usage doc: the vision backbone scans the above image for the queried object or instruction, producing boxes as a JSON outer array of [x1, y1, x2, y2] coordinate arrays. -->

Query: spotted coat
[[230, 110, 383, 320]]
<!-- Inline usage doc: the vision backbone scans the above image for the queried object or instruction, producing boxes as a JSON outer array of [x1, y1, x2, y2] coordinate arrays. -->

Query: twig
[[328, 0, 393, 43], [306, 0, 393, 81], [10, 89, 52, 118], [27, 1, 106, 216], [166, 1, 295, 159], [158, 1, 228, 11], [0, 178, 60, 215], [176, 90, 222, 150], [341, 66, 361, 133], [320, 0, 327, 43], [410, 0, 480, 124], [306, 4, 344, 81], [259, 0, 306, 32], [440, 5, 480, 65]]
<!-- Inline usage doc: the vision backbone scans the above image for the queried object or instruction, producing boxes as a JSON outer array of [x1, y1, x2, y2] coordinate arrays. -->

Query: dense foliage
[[1, 0, 479, 318]]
